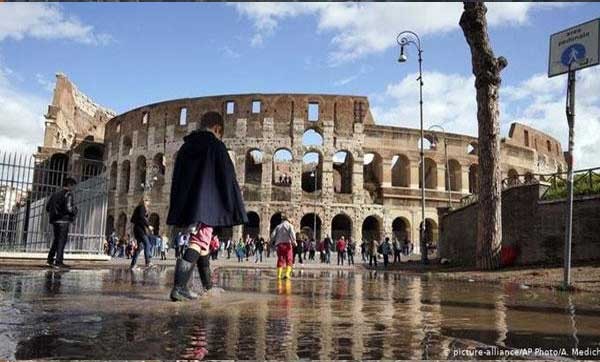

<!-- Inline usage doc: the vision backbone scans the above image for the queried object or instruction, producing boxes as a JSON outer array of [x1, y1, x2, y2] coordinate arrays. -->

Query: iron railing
[[0, 151, 108, 254]]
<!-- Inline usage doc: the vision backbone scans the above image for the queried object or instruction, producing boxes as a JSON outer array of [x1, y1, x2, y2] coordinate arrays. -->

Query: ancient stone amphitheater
[[103, 93, 566, 253]]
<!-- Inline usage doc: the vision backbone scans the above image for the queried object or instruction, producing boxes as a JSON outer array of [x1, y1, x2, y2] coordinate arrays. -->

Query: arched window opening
[[331, 214, 352, 241], [419, 158, 437, 190], [362, 216, 381, 243], [302, 129, 323, 147], [333, 151, 353, 194], [120, 160, 131, 193], [243, 212, 260, 240], [245, 149, 263, 185], [468, 164, 478, 194], [135, 156, 147, 191], [447, 159, 462, 192], [391, 154, 410, 187], [302, 152, 322, 192], [392, 217, 410, 242], [301, 213, 322, 241], [273, 149, 293, 186]]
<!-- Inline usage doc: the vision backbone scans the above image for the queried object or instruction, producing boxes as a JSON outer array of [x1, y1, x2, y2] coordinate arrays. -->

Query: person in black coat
[[168, 111, 248, 302], [45, 177, 78, 268], [130, 197, 154, 270]]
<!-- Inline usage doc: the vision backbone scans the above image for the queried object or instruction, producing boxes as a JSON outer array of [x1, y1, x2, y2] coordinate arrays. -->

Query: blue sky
[[1, 3, 599, 168]]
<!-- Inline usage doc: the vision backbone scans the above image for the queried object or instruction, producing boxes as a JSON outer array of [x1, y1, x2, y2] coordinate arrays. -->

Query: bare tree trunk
[[459, 2, 506, 270]]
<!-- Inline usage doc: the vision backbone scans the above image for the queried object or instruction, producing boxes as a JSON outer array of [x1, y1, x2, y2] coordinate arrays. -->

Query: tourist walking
[[336, 236, 347, 265], [270, 214, 296, 279], [323, 235, 333, 264], [347, 237, 355, 265], [236, 239, 245, 262], [294, 235, 304, 264], [226, 238, 232, 259], [108, 231, 118, 257], [309, 238, 316, 261], [210, 235, 220, 260], [161, 235, 169, 260], [167, 111, 248, 302], [381, 237, 392, 268], [45, 177, 78, 268], [129, 197, 154, 270], [393, 237, 402, 264], [368, 239, 379, 267], [255, 237, 264, 263], [360, 240, 367, 262]]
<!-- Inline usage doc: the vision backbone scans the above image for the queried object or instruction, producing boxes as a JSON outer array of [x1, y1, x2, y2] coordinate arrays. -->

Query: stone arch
[[447, 159, 462, 192], [468, 164, 478, 194], [363, 152, 383, 187], [149, 213, 160, 236], [109, 161, 118, 190], [392, 217, 410, 242], [302, 151, 322, 192], [362, 215, 382, 242], [117, 212, 127, 238], [301, 213, 322, 241], [153, 153, 165, 176], [120, 160, 131, 193], [273, 148, 293, 186], [333, 150, 353, 194], [270, 212, 283, 235], [243, 211, 260, 239], [391, 154, 410, 187], [134, 155, 147, 191], [331, 213, 352, 241], [245, 149, 263, 185], [418, 135, 435, 150], [420, 157, 437, 190], [302, 128, 324, 147], [122, 136, 132, 157]]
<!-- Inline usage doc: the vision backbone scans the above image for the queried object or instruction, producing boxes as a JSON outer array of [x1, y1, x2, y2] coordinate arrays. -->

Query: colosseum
[[37, 74, 567, 255]]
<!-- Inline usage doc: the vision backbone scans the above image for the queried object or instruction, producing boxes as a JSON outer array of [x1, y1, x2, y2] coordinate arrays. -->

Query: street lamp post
[[397, 30, 428, 264], [428, 125, 452, 209]]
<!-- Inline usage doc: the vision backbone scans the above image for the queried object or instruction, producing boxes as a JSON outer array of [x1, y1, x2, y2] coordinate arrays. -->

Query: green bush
[[543, 171, 600, 200]]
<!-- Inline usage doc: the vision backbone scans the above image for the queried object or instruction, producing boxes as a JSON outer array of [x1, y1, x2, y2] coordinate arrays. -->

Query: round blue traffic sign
[[561, 43, 586, 66]]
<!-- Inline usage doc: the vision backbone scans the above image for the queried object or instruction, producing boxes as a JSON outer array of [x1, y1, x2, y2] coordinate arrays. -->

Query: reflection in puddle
[[0, 267, 599, 360]]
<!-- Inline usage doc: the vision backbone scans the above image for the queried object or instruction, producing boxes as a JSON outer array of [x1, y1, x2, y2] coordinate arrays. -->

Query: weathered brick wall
[[439, 184, 600, 266]]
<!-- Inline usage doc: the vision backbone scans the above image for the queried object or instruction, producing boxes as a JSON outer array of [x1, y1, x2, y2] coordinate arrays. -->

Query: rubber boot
[[285, 266, 293, 279], [197, 255, 213, 291], [277, 267, 284, 280], [170, 258, 199, 302]]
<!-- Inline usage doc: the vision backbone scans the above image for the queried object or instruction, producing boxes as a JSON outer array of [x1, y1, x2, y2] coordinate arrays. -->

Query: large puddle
[[1, 266, 600, 360]]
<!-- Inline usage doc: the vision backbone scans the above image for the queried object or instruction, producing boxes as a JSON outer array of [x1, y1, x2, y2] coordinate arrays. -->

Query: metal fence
[[0, 151, 108, 254]]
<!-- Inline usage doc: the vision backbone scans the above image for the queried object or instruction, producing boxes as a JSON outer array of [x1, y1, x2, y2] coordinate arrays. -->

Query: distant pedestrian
[[347, 237, 355, 265], [393, 238, 402, 264], [270, 214, 296, 279], [294, 235, 304, 264], [45, 177, 78, 269], [226, 238, 232, 259], [161, 235, 169, 260], [255, 237, 264, 263], [336, 236, 347, 265], [368, 239, 379, 267], [381, 237, 392, 268], [323, 235, 333, 264], [129, 197, 154, 270], [309, 238, 316, 261], [360, 240, 367, 262]]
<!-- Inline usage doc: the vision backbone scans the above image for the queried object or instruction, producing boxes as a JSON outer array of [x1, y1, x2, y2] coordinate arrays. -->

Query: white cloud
[[0, 3, 111, 45], [0, 65, 46, 155], [234, 2, 563, 64], [371, 67, 600, 169], [220, 45, 241, 60]]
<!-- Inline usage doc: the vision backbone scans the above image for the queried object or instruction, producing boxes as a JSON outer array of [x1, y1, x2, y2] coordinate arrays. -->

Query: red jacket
[[336, 239, 347, 252]]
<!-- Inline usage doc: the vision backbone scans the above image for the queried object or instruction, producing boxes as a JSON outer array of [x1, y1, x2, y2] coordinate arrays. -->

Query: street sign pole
[[563, 66, 575, 289]]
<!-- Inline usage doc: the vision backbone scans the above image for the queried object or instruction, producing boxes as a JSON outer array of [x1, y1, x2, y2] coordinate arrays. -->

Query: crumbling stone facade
[[102, 93, 566, 253]]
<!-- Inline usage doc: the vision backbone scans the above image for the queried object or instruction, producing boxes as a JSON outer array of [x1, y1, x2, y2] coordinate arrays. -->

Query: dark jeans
[[394, 250, 401, 263], [325, 251, 331, 264], [369, 254, 377, 267], [48, 222, 69, 264], [383, 254, 389, 268], [131, 230, 151, 267], [347, 252, 354, 265], [337, 251, 345, 265]]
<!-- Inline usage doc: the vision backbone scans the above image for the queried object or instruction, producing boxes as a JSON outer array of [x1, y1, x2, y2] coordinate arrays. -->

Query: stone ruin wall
[[102, 93, 567, 252]]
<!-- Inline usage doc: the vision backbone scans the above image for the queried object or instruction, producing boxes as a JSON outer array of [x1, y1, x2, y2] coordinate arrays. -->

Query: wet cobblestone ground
[[1, 266, 600, 360]]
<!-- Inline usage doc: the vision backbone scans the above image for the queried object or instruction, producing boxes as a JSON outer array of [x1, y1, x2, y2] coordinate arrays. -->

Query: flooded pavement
[[1, 266, 600, 360]]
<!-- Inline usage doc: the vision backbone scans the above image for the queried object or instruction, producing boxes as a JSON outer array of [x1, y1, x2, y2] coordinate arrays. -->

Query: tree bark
[[459, 2, 506, 270]]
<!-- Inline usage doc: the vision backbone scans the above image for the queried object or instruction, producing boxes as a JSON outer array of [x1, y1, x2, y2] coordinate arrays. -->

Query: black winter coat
[[166, 130, 248, 227], [46, 189, 77, 224]]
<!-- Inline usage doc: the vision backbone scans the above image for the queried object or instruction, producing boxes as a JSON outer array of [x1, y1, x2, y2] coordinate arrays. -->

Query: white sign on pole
[[548, 18, 600, 77]]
